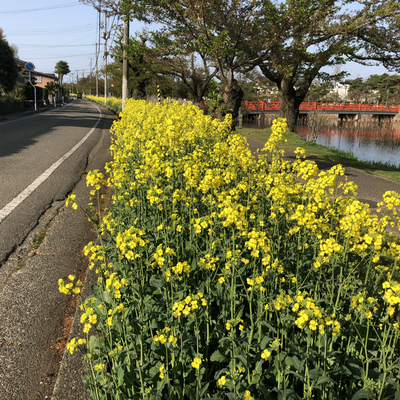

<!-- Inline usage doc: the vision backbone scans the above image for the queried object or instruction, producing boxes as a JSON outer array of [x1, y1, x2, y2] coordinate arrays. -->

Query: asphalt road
[[0, 99, 108, 263], [0, 100, 116, 399]]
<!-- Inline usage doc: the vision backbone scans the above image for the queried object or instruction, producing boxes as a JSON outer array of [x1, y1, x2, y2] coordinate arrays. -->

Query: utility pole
[[122, 16, 129, 110], [95, 42, 99, 100], [96, 8, 101, 101], [102, 10, 110, 105], [90, 58, 92, 96]]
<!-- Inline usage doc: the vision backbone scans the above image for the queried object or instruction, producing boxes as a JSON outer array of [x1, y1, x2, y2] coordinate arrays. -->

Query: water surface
[[243, 117, 400, 168]]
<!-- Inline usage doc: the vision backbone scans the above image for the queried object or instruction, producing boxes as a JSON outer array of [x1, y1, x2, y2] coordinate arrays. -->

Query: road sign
[[26, 63, 37, 112], [25, 62, 35, 71]]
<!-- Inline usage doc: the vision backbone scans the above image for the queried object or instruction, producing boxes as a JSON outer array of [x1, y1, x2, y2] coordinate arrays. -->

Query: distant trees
[[305, 81, 335, 102], [82, 0, 273, 127], [347, 74, 400, 104], [0, 29, 19, 95], [138, 0, 278, 127], [346, 78, 366, 103]]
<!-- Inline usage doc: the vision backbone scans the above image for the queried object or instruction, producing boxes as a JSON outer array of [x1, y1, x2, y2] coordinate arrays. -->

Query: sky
[[0, 0, 145, 81], [0, 0, 393, 82]]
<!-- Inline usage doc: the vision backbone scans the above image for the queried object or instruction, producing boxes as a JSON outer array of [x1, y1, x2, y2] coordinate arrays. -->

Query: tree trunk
[[214, 78, 244, 130], [122, 18, 129, 110], [137, 80, 146, 99], [277, 78, 303, 133], [279, 91, 301, 133]]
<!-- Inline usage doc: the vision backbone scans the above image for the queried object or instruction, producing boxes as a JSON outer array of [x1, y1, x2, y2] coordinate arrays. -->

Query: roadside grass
[[239, 127, 400, 183]]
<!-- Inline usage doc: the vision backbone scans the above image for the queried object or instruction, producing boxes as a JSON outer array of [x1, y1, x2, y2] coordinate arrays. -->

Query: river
[[243, 115, 400, 168]]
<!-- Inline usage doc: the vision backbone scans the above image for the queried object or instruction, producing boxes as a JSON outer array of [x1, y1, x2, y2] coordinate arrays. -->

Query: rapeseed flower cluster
[[61, 99, 400, 400], [58, 274, 82, 295]]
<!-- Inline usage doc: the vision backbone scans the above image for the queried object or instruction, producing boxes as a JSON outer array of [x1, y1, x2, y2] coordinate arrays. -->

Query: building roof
[[15, 58, 57, 80]]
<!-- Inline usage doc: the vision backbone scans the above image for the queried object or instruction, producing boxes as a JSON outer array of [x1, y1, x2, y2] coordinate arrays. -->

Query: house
[[15, 58, 57, 88], [30, 71, 57, 89]]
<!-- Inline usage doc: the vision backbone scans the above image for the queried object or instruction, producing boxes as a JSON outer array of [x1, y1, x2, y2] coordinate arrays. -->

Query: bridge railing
[[242, 101, 400, 112]]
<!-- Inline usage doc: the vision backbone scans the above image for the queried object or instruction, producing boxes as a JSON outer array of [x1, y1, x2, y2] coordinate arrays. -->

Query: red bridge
[[241, 101, 400, 115]]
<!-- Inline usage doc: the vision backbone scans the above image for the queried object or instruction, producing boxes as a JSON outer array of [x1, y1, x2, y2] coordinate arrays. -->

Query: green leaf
[[102, 290, 112, 304], [316, 375, 336, 386], [348, 363, 363, 380], [309, 366, 321, 380], [211, 349, 228, 362], [236, 354, 248, 369], [290, 356, 305, 373], [200, 382, 210, 397], [251, 373, 262, 385], [117, 366, 125, 387], [149, 364, 159, 379], [387, 363, 400, 372], [351, 389, 372, 400], [150, 277, 163, 288], [260, 320, 277, 334], [334, 365, 352, 377], [260, 335, 271, 349]]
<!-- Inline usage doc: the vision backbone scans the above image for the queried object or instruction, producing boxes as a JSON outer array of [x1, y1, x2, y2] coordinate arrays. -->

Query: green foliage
[[305, 81, 335, 102], [365, 74, 400, 104], [24, 85, 48, 101], [54, 60, 70, 86], [0, 31, 19, 94], [346, 74, 400, 104], [256, 0, 400, 130]]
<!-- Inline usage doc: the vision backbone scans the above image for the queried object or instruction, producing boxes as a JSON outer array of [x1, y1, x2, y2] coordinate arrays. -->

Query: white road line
[[0, 103, 102, 223]]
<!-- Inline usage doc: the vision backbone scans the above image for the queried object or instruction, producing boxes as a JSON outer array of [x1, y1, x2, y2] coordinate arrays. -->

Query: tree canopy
[[254, 0, 400, 131], [54, 60, 70, 87], [0, 29, 19, 94], [81, 0, 400, 131], [82, 0, 276, 126], [346, 73, 400, 104]]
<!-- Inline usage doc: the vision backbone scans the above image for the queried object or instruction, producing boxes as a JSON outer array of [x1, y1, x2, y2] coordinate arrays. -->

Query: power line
[[16, 44, 95, 48], [0, 2, 82, 15], [21, 52, 96, 60], [5, 24, 96, 36]]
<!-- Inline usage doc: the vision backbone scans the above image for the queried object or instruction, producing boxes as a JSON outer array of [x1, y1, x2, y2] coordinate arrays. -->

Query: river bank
[[240, 127, 400, 184]]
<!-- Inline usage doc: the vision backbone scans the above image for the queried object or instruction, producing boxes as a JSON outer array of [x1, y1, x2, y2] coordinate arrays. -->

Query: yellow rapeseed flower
[[192, 357, 202, 369], [261, 349, 271, 359], [218, 375, 226, 387]]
